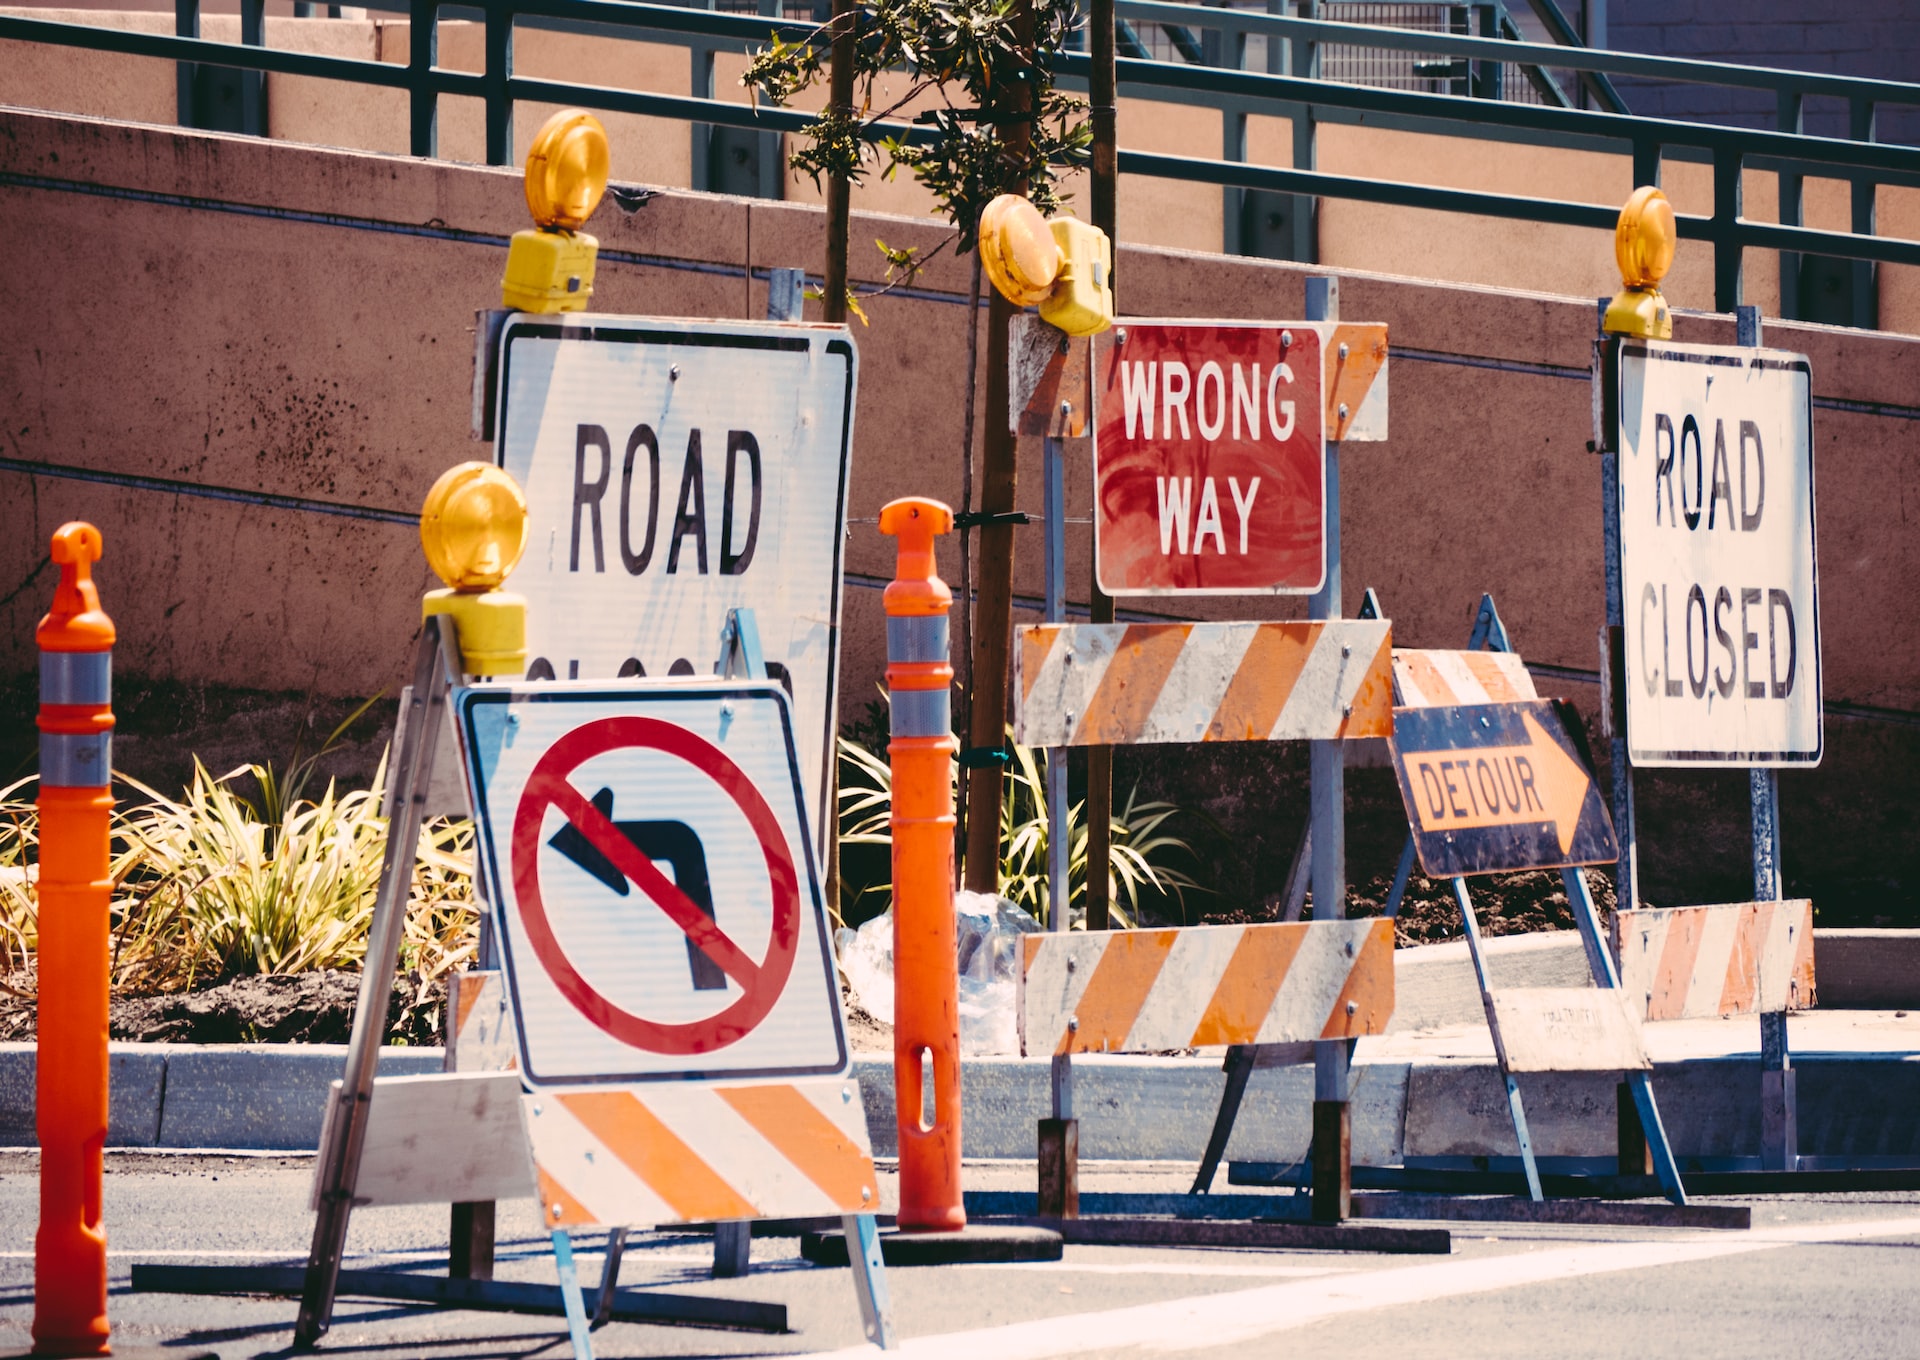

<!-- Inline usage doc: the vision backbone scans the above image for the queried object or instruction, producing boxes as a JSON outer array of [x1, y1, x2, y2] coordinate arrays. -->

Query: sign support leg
[[1452, 878, 1543, 1201], [551, 1229, 595, 1360], [592, 1228, 627, 1327], [1736, 304, 1797, 1176], [1190, 1045, 1256, 1194], [713, 1222, 751, 1279], [1037, 425, 1082, 1216], [1561, 866, 1688, 1204], [295, 617, 460, 1347], [842, 1212, 897, 1350], [1303, 276, 1353, 1225]]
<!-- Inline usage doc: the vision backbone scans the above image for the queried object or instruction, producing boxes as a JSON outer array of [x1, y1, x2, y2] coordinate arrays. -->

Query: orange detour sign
[[34, 522, 115, 1359], [1390, 700, 1618, 877]]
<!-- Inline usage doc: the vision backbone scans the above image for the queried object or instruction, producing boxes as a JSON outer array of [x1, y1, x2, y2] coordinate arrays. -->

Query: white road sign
[[494, 315, 856, 854], [1616, 339, 1820, 766], [458, 682, 849, 1087]]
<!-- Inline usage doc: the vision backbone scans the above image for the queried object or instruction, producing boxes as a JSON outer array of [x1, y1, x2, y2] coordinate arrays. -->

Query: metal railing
[[0, 0, 1915, 321]]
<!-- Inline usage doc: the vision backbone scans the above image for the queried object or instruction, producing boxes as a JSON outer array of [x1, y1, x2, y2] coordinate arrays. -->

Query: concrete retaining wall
[[0, 107, 1915, 912]]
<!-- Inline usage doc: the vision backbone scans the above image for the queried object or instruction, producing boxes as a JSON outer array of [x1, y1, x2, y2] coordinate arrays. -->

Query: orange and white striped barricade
[[1214, 592, 1706, 1224], [984, 919, 1438, 1248], [1614, 899, 1816, 1169]]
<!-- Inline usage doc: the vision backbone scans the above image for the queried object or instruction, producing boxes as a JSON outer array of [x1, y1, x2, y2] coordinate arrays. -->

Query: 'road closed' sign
[[1615, 340, 1821, 766]]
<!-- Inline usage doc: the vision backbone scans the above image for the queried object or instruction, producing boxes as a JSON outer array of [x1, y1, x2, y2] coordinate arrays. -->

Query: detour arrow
[[1389, 699, 1618, 878]]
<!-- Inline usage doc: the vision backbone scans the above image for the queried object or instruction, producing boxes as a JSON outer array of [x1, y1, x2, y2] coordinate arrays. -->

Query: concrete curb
[[3, 1041, 1917, 1164]]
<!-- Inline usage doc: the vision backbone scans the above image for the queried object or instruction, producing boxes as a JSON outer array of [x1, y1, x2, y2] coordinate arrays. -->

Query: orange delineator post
[[33, 523, 116, 1357], [878, 497, 964, 1233]]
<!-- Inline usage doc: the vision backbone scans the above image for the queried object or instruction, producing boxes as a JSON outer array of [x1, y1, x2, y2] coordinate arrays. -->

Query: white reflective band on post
[[40, 652, 111, 706], [889, 689, 950, 739], [41, 732, 110, 788], [886, 616, 949, 664]]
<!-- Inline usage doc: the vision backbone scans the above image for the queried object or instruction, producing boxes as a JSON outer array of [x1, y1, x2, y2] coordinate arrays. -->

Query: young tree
[[744, 0, 1089, 891]]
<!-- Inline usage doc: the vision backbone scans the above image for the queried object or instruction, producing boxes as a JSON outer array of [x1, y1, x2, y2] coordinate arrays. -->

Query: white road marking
[[953, 1261, 1343, 1279], [796, 1215, 1920, 1360]]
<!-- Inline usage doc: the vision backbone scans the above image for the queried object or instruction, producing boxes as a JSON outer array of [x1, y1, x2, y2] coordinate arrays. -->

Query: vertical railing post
[[1713, 147, 1743, 313], [1849, 98, 1878, 330], [239, 0, 266, 136], [689, 0, 718, 194], [175, 0, 200, 128], [1631, 138, 1661, 192], [1289, 0, 1319, 265], [483, 0, 513, 167], [410, 0, 439, 158], [1221, 12, 1248, 256], [1776, 91, 1803, 321]]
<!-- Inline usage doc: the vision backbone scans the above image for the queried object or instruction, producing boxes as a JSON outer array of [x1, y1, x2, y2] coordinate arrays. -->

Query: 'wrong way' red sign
[[1094, 320, 1388, 597]]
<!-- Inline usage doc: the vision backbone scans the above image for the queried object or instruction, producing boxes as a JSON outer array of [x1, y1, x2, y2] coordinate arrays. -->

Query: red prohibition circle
[[509, 714, 801, 1056]]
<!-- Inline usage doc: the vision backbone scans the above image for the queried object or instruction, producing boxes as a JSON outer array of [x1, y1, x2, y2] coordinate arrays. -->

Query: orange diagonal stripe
[[1790, 905, 1816, 1008], [717, 1085, 875, 1210], [536, 1166, 596, 1227], [455, 973, 486, 1037], [1063, 930, 1177, 1053], [1461, 652, 1522, 703], [1719, 902, 1767, 1015], [1078, 624, 1190, 745], [1207, 624, 1315, 741], [1649, 908, 1703, 1022], [1328, 323, 1387, 437], [559, 1091, 758, 1222], [1191, 924, 1308, 1046], [1341, 630, 1395, 738], [1320, 920, 1396, 1038], [1399, 652, 1459, 707], [1020, 626, 1063, 707]]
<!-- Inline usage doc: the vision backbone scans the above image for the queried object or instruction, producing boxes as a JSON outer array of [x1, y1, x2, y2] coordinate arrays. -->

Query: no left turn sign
[[459, 684, 848, 1087]]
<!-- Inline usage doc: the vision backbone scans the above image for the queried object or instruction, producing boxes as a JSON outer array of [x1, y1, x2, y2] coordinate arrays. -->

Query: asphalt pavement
[[4, 1153, 1920, 1359]]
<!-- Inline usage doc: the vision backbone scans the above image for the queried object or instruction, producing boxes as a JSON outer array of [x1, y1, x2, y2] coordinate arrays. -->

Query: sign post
[[1601, 188, 1819, 1175]]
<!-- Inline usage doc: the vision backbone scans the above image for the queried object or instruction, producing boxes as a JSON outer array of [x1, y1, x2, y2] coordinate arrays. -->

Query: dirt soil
[[1201, 866, 1619, 945], [0, 968, 449, 1047]]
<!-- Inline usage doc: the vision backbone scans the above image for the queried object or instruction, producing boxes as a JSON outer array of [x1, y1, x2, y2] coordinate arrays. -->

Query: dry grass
[[0, 758, 479, 1021]]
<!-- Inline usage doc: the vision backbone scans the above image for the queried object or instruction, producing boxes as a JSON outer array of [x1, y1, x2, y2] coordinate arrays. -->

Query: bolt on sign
[[493, 316, 855, 853], [1093, 321, 1387, 596], [1614, 340, 1820, 766], [457, 683, 847, 1086], [1389, 699, 1619, 877]]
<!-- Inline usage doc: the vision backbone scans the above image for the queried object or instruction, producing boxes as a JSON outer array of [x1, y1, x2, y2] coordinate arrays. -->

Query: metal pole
[[1453, 879, 1543, 1201], [1597, 314, 1638, 912], [295, 616, 461, 1346], [1084, 0, 1117, 933], [1737, 302, 1796, 1173], [1304, 276, 1348, 1222], [1038, 407, 1079, 1218]]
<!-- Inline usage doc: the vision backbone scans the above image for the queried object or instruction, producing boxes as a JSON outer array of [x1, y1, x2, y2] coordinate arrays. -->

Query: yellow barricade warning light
[[978, 194, 1114, 337], [421, 462, 530, 676], [502, 109, 610, 314], [1604, 185, 1677, 339]]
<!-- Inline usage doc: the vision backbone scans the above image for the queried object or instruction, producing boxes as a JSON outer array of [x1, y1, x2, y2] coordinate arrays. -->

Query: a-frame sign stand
[[1197, 591, 1705, 1224], [129, 475, 890, 1352]]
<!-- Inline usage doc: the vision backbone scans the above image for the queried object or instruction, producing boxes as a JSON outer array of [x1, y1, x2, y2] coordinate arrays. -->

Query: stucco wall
[[0, 106, 1914, 916]]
